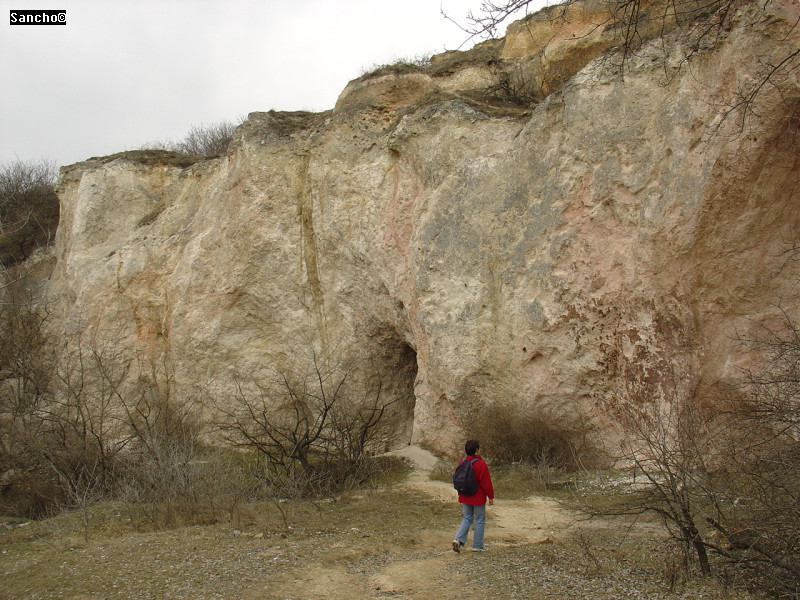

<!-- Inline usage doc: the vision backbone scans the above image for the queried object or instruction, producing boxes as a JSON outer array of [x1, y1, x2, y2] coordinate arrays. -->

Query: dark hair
[[465, 439, 480, 456]]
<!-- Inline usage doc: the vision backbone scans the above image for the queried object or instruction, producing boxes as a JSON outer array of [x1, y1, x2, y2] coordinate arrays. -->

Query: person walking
[[452, 439, 494, 552]]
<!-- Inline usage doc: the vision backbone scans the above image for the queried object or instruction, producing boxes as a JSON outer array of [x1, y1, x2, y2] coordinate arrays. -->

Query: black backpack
[[453, 456, 481, 495]]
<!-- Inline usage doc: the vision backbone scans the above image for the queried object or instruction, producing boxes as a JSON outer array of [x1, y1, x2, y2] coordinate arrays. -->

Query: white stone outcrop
[[49, 0, 800, 455]]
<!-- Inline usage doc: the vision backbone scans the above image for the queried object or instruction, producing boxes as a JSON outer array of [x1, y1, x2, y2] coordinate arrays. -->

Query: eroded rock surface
[[48, 0, 800, 455]]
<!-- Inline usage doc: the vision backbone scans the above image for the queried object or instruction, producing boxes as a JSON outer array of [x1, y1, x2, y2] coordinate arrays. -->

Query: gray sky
[[2, 0, 549, 169]]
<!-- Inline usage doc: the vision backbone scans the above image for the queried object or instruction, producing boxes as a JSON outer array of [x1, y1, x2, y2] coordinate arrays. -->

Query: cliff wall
[[49, 0, 800, 455]]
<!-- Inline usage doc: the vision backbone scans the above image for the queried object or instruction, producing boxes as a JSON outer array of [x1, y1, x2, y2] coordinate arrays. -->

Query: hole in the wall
[[369, 332, 418, 449], [388, 340, 418, 448]]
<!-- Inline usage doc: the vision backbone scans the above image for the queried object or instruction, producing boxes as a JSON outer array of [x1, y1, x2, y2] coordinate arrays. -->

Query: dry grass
[[0, 488, 451, 600], [0, 466, 767, 600], [452, 526, 760, 600]]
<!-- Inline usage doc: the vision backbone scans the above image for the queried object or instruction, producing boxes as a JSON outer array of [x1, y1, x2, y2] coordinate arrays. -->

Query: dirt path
[[395, 444, 573, 546], [248, 445, 579, 600]]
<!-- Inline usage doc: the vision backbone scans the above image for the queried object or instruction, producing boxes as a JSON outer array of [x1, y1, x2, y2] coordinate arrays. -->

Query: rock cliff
[[48, 0, 800, 455]]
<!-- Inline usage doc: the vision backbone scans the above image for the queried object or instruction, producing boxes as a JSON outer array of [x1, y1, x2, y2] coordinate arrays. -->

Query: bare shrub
[[3, 313, 404, 521], [173, 121, 237, 156], [0, 266, 55, 517], [582, 293, 800, 594], [0, 158, 59, 265], [467, 399, 595, 469], [117, 448, 257, 530], [0, 311, 252, 525], [0, 331, 129, 518], [41, 332, 138, 497], [142, 120, 239, 157], [113, 360, 211, 528], [215, 350, 403, 498], [481, 63, 541, 106], [702, 310, 800, 595], [611, 375, 719, 576]]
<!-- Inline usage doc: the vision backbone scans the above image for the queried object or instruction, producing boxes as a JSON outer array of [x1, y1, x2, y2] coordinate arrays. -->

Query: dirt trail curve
[[249, 445, 578, 600], [395, 445, 573, 546]]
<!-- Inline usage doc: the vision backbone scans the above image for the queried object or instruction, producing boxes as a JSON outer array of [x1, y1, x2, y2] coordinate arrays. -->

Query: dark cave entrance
[[372, 335, 418, 448]]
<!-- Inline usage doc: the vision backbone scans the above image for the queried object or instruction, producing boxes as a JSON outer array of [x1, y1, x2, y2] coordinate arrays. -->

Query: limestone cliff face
[[50, 0, 800, 455]]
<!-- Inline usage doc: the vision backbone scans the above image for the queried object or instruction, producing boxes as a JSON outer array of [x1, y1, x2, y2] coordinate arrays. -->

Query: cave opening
[[371, 335, 418, 449]]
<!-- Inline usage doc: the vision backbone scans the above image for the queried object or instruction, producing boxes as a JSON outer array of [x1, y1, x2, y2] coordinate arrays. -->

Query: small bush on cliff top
[[141, 120, 239, 157]]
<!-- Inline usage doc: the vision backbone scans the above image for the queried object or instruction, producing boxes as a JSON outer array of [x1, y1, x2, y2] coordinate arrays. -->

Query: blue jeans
[[454, 503, 486, 550]]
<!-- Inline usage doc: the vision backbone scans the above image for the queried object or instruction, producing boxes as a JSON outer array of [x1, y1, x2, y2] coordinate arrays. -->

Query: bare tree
[[218, 367, 342, 477], [38, 330, 137, 498], [0, 266, 55, 516], [580, 276, 800, 593], [323, 373, 394, 466], [215, 349, 401, 497], [612, 375, 718, 576], [0, 305, 211, 520], [0, 158, 59, 265], [0, 322, 132, 517], [703, 305, 800, 592]]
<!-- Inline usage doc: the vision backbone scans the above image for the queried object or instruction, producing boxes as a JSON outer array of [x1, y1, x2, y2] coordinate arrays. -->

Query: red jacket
[[456, 455, 494, 505]]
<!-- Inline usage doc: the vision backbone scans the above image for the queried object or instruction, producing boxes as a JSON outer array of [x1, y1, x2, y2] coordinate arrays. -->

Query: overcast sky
[[2, 0, 551, 169]]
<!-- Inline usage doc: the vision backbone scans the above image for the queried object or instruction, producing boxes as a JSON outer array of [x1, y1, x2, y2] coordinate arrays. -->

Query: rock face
[[49, 0, 800, 456]]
